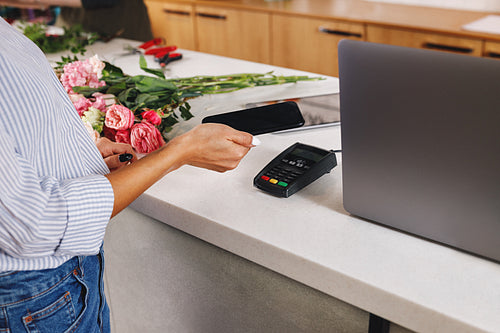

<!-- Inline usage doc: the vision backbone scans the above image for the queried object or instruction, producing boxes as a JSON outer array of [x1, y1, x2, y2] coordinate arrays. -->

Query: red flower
[[102, 125, 117, 141], [115, 129, 131, 144], [141, 110, 162, 126]]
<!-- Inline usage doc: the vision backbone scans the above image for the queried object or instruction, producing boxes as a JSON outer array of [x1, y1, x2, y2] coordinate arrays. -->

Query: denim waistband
[[0, 256, 80, 306]]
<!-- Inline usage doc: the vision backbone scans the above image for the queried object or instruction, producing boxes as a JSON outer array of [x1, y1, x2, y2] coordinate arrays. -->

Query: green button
[[277, 181, 288, 187]]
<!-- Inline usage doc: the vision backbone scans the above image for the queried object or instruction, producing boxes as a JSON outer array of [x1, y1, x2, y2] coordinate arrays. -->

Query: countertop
[[47, 39, 500, 333]]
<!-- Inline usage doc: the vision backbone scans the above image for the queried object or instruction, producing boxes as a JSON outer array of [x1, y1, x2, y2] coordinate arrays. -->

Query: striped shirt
[[0, 18, 114, 271]]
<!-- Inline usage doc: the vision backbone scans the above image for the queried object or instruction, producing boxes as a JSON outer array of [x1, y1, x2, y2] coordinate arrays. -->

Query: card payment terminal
[[253, 142, 337, 197]]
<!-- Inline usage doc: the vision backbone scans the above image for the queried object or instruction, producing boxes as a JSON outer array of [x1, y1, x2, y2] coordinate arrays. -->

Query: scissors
[[123, 38, 173, 55], [158, 53, 183, 68], [147, 45, 178, 57]]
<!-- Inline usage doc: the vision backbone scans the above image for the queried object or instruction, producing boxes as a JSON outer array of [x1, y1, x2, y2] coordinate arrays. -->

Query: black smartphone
[[245, 94, 340, 132], [201, 101, 305, 135]]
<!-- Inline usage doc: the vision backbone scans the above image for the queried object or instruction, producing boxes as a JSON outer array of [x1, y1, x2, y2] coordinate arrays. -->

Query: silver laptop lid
[[338, 40, 500, 262]]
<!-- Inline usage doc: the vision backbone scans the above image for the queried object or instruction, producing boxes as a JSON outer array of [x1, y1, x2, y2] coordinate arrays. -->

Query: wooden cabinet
[[145, 0, 500, 75], [366, 25, 483, 57], [194, 6, 270, 63], [483, 40, 500, 59], [272, 14, 364, 77], [145, 1, 196, 50]]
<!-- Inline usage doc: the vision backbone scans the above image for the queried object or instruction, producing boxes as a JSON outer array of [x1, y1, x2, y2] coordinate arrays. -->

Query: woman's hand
[[167, 123, 255, 172], [95, 137, 137, 171]]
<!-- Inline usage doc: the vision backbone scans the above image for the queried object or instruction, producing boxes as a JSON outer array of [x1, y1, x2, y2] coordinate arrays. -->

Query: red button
[[261, 176, 270, 181]]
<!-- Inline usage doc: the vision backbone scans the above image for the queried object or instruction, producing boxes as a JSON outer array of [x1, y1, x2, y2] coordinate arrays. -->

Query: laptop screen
[[338, 40, 500, 262]]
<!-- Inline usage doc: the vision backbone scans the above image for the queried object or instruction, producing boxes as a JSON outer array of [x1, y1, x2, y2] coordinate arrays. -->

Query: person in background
[[0, 16, 254, 332], [0, 3, 58, 24], [0, 0, 153, 41]]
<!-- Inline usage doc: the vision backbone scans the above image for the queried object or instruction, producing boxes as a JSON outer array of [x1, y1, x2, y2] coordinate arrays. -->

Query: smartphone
[[201, 101, 305, 135], [245, 94, 340, 133]]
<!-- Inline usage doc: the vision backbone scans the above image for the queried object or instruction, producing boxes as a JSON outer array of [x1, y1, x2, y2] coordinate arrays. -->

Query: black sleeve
[[81, 0, 120, 9]]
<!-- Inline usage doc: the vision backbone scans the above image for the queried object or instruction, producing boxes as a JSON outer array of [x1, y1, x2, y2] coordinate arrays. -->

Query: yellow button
[[269, 178, 278, 184]]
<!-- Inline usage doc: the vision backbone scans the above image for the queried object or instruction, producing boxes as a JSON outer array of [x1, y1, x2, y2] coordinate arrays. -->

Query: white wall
[[364, 0, 500, 12]]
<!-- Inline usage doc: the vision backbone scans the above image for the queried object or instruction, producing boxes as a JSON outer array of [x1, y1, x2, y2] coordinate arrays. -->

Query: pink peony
[[60, 55, 106, 94], [91, 94, 107, 113], [130, 121, 165, 154], [141, 110, 162, 126], [70, 93, 113, 116], [72, 96, 93, 116], [88, 55, 105, 78], [104, 104, 135, 130], [93, 93, 116, 109], [115, 129, 131, 144]]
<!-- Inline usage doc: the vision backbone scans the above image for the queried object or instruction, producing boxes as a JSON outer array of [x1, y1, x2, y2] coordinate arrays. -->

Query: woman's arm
[[105, 123, 255, 218]]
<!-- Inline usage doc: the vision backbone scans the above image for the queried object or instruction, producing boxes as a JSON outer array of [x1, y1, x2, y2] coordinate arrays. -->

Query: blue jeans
[[0, 249, 110, 333]]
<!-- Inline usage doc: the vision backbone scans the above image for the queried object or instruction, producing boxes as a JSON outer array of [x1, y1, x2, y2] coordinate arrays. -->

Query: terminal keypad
[[261, 157, 311, 187]]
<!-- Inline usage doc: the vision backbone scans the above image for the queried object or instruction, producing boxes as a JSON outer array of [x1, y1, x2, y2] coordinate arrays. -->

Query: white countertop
[[48, 40, 500, 333]]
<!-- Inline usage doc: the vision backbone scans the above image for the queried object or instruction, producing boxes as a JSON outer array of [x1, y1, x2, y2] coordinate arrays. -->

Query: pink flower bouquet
[[58, 54, 321, 154], [60, 55, 170, 154]]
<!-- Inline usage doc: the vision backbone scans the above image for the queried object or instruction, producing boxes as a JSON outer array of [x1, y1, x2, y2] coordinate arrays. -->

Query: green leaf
[[73, 85, 107, 97], [102, 76, 128, 87], [103, 61, 124, 77], [106, 82, 127, 95], [131, 76, 178, 93], [117, 88, 137, 104], [139, 55, 165, 78], [161, 115, 179, 130], [179, 104, 193, 120], [135, 93, 159, 106]]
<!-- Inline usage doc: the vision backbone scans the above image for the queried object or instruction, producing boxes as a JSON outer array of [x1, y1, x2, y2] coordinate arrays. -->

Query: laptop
[[338, 40, 500, 262]]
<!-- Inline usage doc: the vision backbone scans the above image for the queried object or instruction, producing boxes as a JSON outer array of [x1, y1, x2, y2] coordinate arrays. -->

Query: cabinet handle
[[422, 42, 473, 54], [196, 13, 227, 20], [163, 9, 191, 16], [318, 26, 362, 38], [486, 52, 500, 59]]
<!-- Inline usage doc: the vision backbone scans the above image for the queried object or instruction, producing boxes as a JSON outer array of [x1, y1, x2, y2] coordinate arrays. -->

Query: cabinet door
[[271, 14, 364, 77], [195, 6, 270, 63], [145, 1, 196, 50], [483, 40, 500, 60], [366, 25, 483, 57]]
